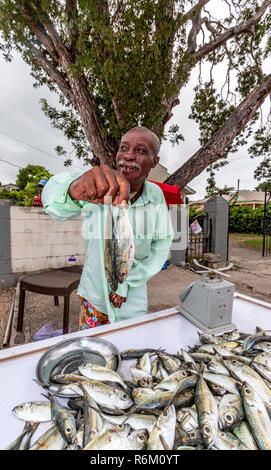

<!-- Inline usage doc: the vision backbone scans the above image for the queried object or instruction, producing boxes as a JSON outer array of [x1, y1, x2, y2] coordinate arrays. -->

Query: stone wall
[[0, 203, 85, 287], [0, 200, 11, 280]]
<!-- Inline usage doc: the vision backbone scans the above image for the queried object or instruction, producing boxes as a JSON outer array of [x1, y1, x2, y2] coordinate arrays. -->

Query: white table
[[0, 293, 270, 449]]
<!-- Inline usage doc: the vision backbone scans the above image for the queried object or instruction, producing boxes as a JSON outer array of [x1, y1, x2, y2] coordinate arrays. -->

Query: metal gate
[[262, 188, 271, 257], [187, 213, 212, 262]]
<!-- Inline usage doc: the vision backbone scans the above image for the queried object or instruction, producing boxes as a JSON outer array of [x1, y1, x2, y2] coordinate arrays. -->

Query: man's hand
[[68, 164, 129, 206], [109, 292, 127, 308]]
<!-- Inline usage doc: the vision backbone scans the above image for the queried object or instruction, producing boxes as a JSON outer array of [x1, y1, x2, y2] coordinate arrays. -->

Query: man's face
[[116, 129, 159, 185], [38, 185, 43, 194]]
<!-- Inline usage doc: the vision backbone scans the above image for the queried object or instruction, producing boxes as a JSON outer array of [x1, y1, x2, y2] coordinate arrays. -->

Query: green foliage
[[255, 181, 271, 192], [0, 188, 20, 205], [16, 164, 52, 190], [0, 164, 53, 206], [189, 81, 236, 146], [0, 0, 270, 173], [229, 204, 271, 235]]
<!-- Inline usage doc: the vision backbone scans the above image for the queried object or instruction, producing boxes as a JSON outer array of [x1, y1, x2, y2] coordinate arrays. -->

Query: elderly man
[[42, 126, 173, 329]]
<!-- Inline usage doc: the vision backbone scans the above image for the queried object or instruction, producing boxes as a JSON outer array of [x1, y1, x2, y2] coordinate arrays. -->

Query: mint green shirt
[[42, 172, 174, 323]]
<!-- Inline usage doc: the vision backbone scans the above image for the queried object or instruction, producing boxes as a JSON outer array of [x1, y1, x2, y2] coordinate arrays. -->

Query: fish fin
[[33, 378, 49, 389], [187, 368, 199, 375]]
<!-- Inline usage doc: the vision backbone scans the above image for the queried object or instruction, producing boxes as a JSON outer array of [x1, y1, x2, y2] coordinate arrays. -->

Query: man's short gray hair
[[125, 126, 161, 155]]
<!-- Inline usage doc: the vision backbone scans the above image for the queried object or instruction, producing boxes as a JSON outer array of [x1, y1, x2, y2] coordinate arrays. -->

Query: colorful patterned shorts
[[79, 296, 110, 330]]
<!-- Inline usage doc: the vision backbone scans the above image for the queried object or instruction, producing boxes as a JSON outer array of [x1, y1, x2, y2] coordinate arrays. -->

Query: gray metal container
[[178, 277, 236, 334]]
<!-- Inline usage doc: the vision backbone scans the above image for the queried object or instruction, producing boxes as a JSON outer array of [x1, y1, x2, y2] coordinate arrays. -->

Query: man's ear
[[151, 156, 160, 169]]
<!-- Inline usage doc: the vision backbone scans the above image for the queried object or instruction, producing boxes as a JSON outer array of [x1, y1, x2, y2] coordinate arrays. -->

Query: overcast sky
[[0, 40, 269, 201]]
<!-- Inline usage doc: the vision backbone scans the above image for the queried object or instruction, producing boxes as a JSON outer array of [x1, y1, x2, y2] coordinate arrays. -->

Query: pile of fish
[[104, 205, 134, 292], [7, 325, 271, 450]]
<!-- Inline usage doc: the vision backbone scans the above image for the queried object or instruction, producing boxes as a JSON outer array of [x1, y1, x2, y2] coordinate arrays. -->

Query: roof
[[181, 185, 196, 195], [189, 194, 231, 206], [230, 190, 266, 203], [148, 163, 170, 183], [149, 164, 196, 196], [190, 190, 267, 207], [0, 183, 20, 191]]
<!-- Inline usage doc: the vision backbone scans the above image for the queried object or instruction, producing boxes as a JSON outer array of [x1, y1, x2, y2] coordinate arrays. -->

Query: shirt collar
[[131, 179, 155, 206]]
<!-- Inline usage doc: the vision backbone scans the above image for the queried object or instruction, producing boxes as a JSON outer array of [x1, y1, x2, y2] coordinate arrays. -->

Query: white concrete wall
[[10, 207, 85, 272]]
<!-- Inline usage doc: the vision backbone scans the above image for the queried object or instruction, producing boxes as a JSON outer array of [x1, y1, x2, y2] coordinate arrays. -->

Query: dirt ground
[[0, 237, 270, 349]]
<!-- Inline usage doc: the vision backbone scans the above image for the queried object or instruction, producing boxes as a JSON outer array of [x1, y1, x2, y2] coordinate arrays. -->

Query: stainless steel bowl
[[35, 336, 121, 397]]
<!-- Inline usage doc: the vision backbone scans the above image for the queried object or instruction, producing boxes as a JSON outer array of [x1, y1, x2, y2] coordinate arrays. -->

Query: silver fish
[[213, 430, 249, 450], [114, 206, 134, 284], [104, 205, 118, 291], [78, 363, 129, 391], [12, 401, 52, 423], [147, 405, 176, 450], [156, 352, 182, 374], [232, 421, 258, 450], [238, 381, 271, 450], [218, 394, 244, 431], [207, 359, 230, 376], [194, 375, 218, 449], [102, 412, 157, 434], [252, 351, 271, 369], [251, 362, 271, 384], [224, 359, 271, 411], [154, 370, 190, 392], [130, 366, 153, 385], [83, 424, 142, 450], [29, 425, 66, 451], [79, 379, 133, 411], [203, 372, 240, 395], [43, 392, 77, 444], [6, 422, 36, 450]]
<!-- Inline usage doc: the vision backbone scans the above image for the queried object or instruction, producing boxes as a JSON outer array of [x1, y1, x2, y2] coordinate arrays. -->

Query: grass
[[229, 233, 263, 249]]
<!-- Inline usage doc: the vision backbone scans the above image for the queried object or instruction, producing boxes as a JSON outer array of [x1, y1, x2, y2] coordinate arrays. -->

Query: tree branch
[[65, 0, 80, 59], [165, 73, 271, 189], [30, 47, 77, 109], [192, 0, 271, 62], [20, 5, 60, 64], [175, 0, 211, 30], [158, 0, 271, 136]]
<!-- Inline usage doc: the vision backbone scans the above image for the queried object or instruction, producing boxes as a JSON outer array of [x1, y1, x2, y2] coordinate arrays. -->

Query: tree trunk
[[165, 73, 271, 189]]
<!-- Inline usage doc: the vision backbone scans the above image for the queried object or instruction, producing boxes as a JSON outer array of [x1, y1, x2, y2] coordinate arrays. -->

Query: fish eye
[[190, 431, 196, 438], [163, 411, 168, 416], [122, 394, 127, 399], [19, 405, 24, 409], [203, 425, 211, 434], [232, 360, 237, 364], [181, 371, 187, 377], [244, 387, 251, 394], [138, 434, 145, 440], [66, 427, 71, 433], [225, 414, 233, 423]]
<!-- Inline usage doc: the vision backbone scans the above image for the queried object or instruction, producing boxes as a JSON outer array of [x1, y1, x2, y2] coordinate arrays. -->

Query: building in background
[[148, 163, 196, 202], [189, 190, 266, 211], [0, 183, 20, 192], [229, 190, 266, 210]]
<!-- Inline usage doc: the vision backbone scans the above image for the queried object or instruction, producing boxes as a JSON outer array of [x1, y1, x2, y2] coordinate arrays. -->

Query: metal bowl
[[35, 336, 121, 397]]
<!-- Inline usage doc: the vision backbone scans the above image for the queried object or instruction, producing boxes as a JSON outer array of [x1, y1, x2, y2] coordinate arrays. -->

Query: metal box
[[177, 277, 236, 334]]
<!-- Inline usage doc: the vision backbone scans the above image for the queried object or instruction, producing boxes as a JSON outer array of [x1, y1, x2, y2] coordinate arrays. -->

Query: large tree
[[0, 1, 271, 188]]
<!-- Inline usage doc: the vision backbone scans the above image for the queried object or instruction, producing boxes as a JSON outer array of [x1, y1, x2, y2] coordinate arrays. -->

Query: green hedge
[[189, 204, 271, 235], [229, 205, 270, 235]]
